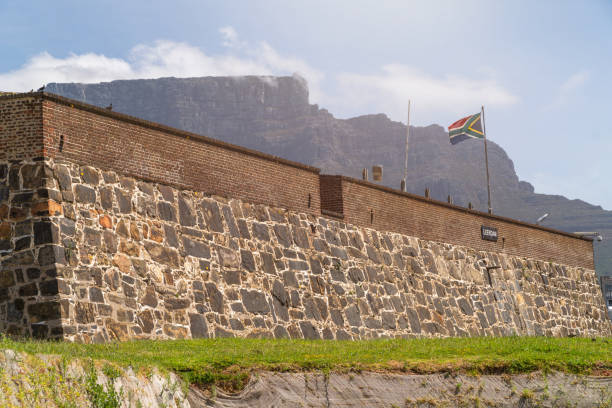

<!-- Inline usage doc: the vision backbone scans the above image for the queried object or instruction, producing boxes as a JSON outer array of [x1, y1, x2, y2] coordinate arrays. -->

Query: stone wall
[[0, 159, 64, 338], [1, 92, 610, 341], [44, 161, 610, 341]]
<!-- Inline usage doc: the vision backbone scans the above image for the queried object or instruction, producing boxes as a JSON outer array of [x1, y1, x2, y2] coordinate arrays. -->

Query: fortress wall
[[336, 177, 594, 269], [40, 95, 321, 216], [0, 93, 609, 341], [48, 162, 610, 341]]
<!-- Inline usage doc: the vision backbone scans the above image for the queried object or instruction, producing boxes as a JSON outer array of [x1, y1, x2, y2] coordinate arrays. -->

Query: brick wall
[[0, 95, 44, 161], [336, 177, 593, 269], [40, 95, 321, 216], [319, 175, 344, 217]]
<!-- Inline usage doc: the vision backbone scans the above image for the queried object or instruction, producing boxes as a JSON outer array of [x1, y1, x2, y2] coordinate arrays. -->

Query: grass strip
[[1, 336, 610, 391]]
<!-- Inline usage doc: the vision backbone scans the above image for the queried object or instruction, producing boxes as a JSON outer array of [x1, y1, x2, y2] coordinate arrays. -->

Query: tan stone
[[48, 200, 63, 216], [96, 253, 111, 267], [448, 263, 462, 280], [436, 260, 450, 278], [116, 219, 129, 237], [149, 226, 164, 243], [163, 324, 188, 339], [119, 239, 140, 257], [113, 253, 131, 274], [99, 215, 112, 229], [32, 200, 63, 216], [432, 311, 444, 325], [0, 222, 10, 240], [129, 222, 142, 241], [106, 321, 130, 341], [149, 264, 164, 283], [218, 246, 240, 268], [0, 205, 8, 221]]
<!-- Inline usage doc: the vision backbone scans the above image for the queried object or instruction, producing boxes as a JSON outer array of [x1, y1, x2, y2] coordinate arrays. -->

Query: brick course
[[40, 94, 320, 216]]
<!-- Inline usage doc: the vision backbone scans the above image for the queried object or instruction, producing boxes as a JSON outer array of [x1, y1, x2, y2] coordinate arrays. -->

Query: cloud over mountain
[[0, 28, 516, 125]]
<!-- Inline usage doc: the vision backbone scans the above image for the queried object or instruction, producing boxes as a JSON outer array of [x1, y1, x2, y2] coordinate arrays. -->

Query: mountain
[[46, 76, 612, 276]]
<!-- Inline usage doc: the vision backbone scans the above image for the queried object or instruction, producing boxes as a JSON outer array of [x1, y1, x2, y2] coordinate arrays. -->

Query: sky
[[1, 0, 611, 209]]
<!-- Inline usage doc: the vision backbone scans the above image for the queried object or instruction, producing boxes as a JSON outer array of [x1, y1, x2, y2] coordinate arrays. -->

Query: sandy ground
[[188, 371, 612, 408]]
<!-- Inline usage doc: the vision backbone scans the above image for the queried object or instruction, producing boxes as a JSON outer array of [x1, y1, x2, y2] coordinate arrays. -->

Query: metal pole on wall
[[402, 100, 411, 192], [481, 105, 493, 214]]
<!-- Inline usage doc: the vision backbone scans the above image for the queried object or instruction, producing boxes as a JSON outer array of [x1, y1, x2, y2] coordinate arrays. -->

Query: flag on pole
[[448, 113, 484, 145]]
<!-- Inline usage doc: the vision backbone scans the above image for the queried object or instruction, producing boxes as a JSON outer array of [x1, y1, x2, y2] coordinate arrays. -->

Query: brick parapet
[[38, 95, 320, 217]]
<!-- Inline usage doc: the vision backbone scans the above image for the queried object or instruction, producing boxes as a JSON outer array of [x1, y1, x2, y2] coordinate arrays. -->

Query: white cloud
[[0, 27, 516, 126], [0, 28, 324, 101], [330, 64, 518, 124], [219, 26, 244, 49], [546, 70, 590, 110], [560, 70, 590, 94], [0, 52, 133, 91]]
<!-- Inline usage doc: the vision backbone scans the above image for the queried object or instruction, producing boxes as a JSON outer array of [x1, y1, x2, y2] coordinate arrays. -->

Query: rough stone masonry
[[0, 92, 610, 341]]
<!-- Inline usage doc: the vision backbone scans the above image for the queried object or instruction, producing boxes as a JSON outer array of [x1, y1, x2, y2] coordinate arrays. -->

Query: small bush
[[85, 361, 122, 408]]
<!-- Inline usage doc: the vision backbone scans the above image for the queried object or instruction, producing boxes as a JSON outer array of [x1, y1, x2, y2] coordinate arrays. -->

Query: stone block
[[74, 185, 96, 204], [201, 200, 224, 232], [183, 237, 210, 259], [205, 283, 224, 313], [34, 221, 59, 246], [299, 321, 320, 339], [345, 305, 362, 327], [241, 289, 270, 315], [240, 250, 256, 271], [144, 241, 179, 267], [252, 222, 270, 241], [157, 201, 176, 222]]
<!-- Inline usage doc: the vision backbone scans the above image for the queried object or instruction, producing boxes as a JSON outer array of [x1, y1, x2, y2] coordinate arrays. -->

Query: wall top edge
[[0, 91, 321, 175], [335, 175, 593, 243]]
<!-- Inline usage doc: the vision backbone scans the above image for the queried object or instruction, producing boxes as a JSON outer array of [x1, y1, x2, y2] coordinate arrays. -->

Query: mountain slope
[[46, 76, 612, 275]]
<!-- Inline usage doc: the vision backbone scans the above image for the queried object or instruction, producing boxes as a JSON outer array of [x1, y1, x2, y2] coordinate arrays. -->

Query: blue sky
[[1, 0, 611, 209]]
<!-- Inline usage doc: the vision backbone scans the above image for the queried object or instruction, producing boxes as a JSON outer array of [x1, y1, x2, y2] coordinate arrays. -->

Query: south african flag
[[448, 113, 484, 145]]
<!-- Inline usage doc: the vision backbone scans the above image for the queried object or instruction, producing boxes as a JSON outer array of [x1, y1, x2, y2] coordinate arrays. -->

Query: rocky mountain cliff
[[46, 76, 612, 275]]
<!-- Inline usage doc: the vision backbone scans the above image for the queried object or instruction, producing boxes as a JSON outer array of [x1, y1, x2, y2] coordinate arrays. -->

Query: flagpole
[[402, 100, 411, 192], [481, 105, 493, 214]]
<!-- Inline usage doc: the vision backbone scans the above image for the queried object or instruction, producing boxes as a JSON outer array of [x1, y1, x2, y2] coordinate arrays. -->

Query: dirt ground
[[188, 371, 612, 407]]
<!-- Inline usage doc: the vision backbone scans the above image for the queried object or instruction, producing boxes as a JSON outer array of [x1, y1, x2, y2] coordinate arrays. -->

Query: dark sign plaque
[[481, 226, 498, 242]]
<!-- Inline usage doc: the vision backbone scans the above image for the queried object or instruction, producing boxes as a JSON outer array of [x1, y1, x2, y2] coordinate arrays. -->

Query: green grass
[[1, 336, 610, 391]]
